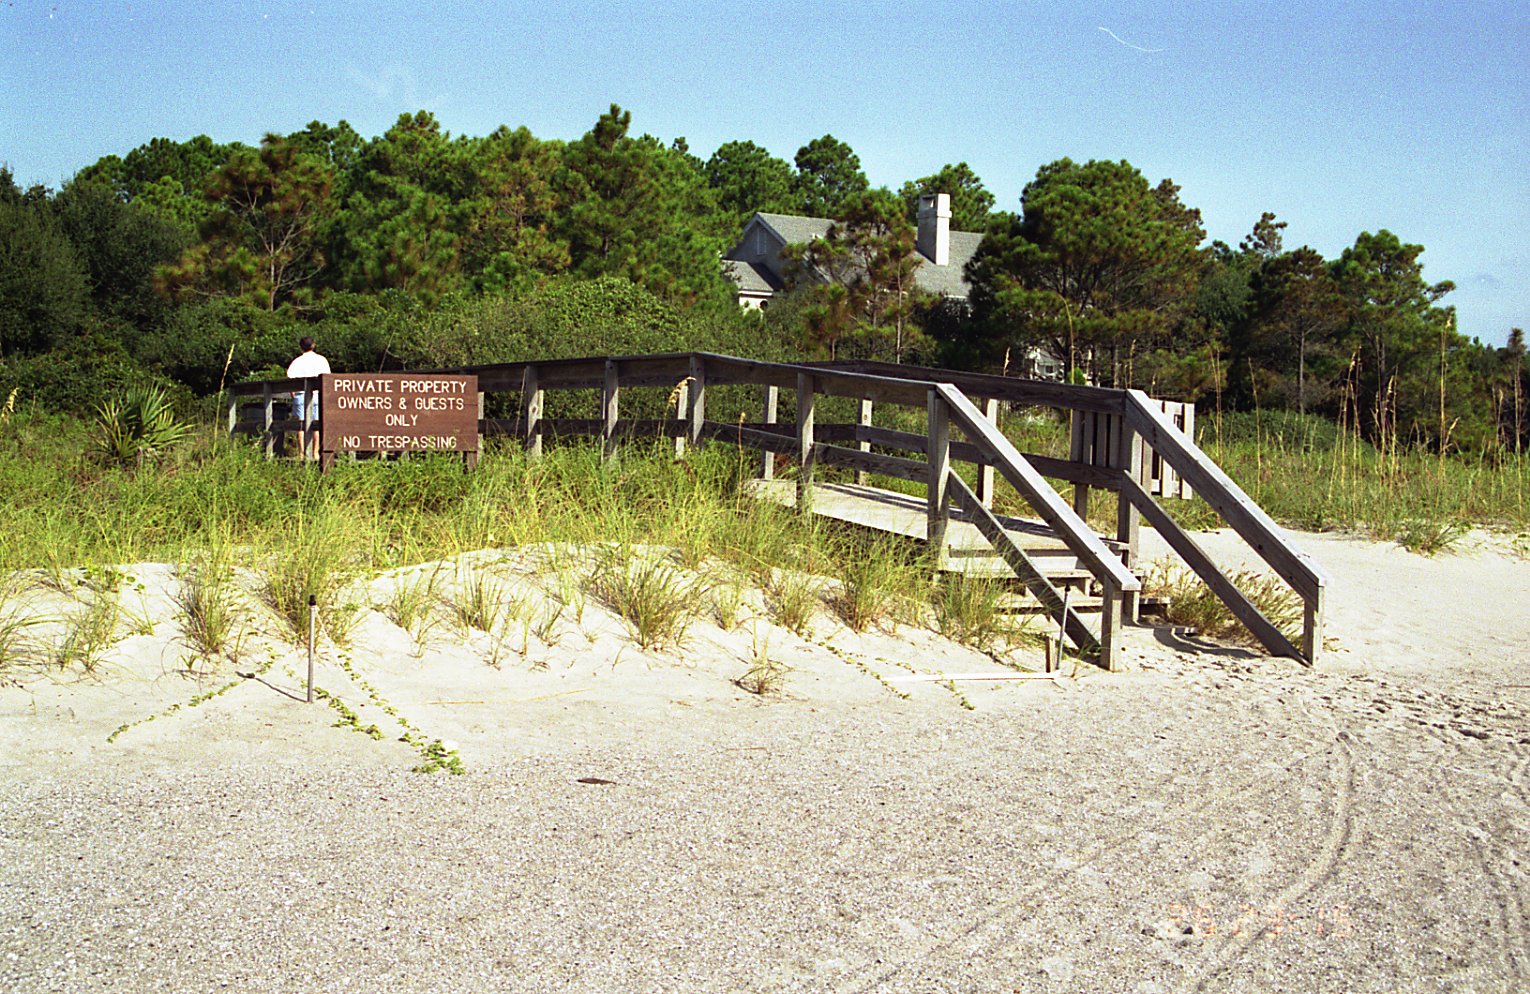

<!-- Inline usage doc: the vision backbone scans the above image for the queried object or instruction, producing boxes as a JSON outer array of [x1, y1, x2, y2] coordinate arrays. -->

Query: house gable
[[723, 202, 982, 308]]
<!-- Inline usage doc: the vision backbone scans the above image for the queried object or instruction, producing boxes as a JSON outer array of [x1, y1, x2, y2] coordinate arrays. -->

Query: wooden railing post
[[688, 354, 706, 448], [760, 384, 779, 480], [1116, 418, 1142, 623], [262, 383, 275, 459], [854, 397, 873, 486], [795, 372, 815, 511], [977, 396, 999, 507], [602, 359, 620, 463], [927, 389, 950, 569], [1303, 586, 1326, 665], [673, 379, 689, 459], [522, 366, 542, 457], [1099, 579, 1123, 671], [1070, 410, 1090, 517]]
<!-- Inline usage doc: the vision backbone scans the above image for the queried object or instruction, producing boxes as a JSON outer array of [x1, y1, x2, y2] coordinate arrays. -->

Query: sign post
[[318, 373, 479, 470]]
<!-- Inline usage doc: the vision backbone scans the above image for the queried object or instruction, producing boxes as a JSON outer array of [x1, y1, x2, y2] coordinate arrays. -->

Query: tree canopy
[[965, 158, 1206, 383], [0, 109, 1517, 454]]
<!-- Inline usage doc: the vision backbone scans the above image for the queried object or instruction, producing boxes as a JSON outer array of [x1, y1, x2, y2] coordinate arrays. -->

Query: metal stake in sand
[[306, 594, 317, 704], [1051, 586, 1072, 674]]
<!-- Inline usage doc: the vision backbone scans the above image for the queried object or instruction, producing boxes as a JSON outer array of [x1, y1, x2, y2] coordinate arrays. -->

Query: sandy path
[[2, 531, 1528, 993], [1140, 527, 1530, 695]]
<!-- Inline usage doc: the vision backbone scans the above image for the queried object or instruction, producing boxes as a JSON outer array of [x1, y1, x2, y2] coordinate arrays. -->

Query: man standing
[[287, 336, 331, 461]]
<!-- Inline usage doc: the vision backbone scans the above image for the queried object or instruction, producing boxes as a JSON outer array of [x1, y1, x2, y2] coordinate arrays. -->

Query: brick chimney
[[916, 193, 951, 266]]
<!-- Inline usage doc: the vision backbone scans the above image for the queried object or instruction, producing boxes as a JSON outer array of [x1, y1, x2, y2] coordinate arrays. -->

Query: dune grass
[[175, 534, 248, 666], [2, 398, 1526, 678], [1142, 560, 1305, 647]]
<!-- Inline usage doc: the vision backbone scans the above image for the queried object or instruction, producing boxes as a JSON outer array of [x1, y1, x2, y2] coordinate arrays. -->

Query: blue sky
[[3, 0, 1525, 344]]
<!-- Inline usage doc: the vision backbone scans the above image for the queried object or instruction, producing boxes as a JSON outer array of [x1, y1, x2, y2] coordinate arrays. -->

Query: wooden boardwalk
[[747, 479, 1105, 580], [230, 351, 1328, 670]]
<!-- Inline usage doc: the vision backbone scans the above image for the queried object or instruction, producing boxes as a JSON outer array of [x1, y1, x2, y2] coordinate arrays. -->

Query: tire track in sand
[[1186, 679, 1357, 991], [1426, 725, 1530, 984], [823, 688, 1334, 994]]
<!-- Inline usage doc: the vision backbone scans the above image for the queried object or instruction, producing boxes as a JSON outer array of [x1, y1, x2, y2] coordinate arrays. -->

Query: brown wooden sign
[[319, 373, 478, 466]]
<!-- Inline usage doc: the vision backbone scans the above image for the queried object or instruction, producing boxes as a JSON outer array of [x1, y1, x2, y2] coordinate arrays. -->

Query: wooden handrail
[[809, 358, 1130, 415], [227, 375, 322, 396], [1124, 388, 1327, 663], [1124, 390, 1328, 601], [936, 384, 1139, 595]]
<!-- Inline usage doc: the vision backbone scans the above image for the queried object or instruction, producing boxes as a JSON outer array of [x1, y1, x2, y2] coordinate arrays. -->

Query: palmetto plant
[[92, 385, 191, 468]]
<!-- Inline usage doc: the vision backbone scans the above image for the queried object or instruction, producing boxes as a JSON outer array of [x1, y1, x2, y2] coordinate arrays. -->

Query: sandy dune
[[2, 530, 1527, 992]]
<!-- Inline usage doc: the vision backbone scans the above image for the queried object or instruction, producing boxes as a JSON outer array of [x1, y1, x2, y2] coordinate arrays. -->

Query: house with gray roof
[[723, 193, 983, 310]]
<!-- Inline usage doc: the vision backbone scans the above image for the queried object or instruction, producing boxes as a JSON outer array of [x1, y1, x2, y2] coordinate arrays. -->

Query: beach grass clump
[[1144, 560, 1303, 647], [830, 535, 921, 633], [1391, 517, 1468, 556], [590, 546, 699, 651], [260, 502, 364, 644], [175, 537, 248, 665], [766, 567, 819, 636], [450, 564, 524, 635], [735, 627, 787, 695], [0, 576, 47, 675], [933, 573, 1018, 651], [711, 573, 748, 630], [51, 593, 122, 674], [381, 564, 448, 646]]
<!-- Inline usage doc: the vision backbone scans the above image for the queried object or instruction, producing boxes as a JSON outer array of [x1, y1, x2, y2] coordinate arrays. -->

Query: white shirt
[[287, 351, 332, 379]]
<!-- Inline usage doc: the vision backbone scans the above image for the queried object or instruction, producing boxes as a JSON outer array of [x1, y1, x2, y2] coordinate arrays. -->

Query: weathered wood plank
[[703, 354, 931, 406], [700, 421, 798, 455], [937, 384, 1140, 594], [815, 445, 928, 483], [262, 383, 275, 459], [1022, 454, 1123, 490], [1116, 418, 1143, 623], [1178, 403, 1196, 500], [1070, 410, 1090, 517], [927, 390, 951, 568], [1125, 389, 1327, 602], [1302, 583, 1325, 665], [839, 423, 930, 454], [978, 397, 999, 507], [812, 359, 1129, 415], [688, 354, 706, 447], [761, 385, 778, 479], [673, 379, 688, 459], [602, 360, 620, 462], [796, 372, 816, 511], [1098, 578, 1123, 672], [823, 424, 1105, 489], [522, 366, 542, 456], [855, 397, 873, 486], [535, 418, 683, 440], [1118, 472, 1306, 663]]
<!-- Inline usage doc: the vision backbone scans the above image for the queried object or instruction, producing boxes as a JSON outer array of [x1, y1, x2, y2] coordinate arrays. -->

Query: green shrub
[[0, 333, 191, 417]]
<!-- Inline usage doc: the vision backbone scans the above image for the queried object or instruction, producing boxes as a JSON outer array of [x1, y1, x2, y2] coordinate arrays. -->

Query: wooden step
[[999, 594, 1171, 617]]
